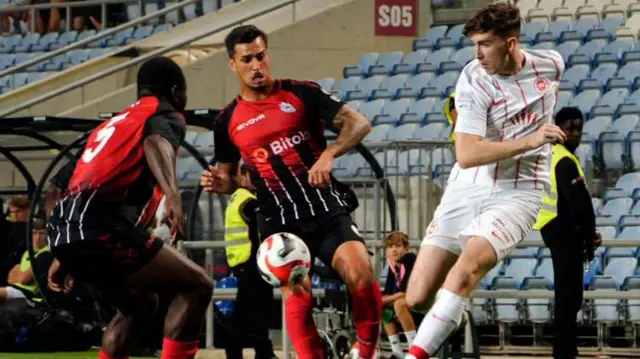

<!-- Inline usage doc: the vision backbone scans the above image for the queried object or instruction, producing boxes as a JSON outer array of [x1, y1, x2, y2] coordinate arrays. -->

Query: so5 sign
[[375, 0, 418, 37]]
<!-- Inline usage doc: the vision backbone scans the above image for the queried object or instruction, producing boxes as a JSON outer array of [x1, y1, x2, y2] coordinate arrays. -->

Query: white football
[[256, 232, 311, 286]]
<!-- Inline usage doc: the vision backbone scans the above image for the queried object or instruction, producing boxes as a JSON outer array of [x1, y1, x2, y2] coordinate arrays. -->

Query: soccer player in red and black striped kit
[[46, 57, 213, 359], [200, 25, 382, 359]]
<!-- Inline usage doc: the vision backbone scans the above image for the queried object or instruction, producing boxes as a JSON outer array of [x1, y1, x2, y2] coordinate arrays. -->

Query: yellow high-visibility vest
[[444, 92, 456, 142], [11, 246, 50, 301], [533, 144, 585, 230], [224, 188, 256, 268]]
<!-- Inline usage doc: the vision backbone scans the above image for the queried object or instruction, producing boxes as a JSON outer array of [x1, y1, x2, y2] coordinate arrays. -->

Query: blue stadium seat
[[405, 73, 435, 96], [0, 34, 22, 53], [13, 33, 39, 53], [598, 226, 616, 240], [602, 197, 633, 222], [452, 46, 473, 66], [536, 32, 557, 45], [382, 98, 411, 124], [364, 124, 391, 142], [357, 98, 383, 120], [523, 258, 554, 290], [573, 18, 598, 37], [591, 257, 638, 290], [334, 77, 360, 99], [593, 198, 603, 214], [388, 123, 418, 141], [493, 258, 537, 289], [600, 17, 624, 36], [532, 42, 554, 51], [88, 47, 115, 59], [407, 97, 436, 122], [43, 54, 65, 72], [617, 63, 640, 86], [628, 131, 640, 170], [433, 72, 458, 95], [563, 64, 590, 88], [424, 25, 448, 44], [193, 131, 213, 155], [152, 24, 168, 35], [413, 123, 446, 140], [66, 49, 90, 65], [445, 24, 464, 45], [77, 30, 97, 44], [480, 261, 504, 289], [398, 50, 429, 74], [570, 89, 601, 114], [49, 31, 78, 51], [380, 75, 408, 98], [124, 25, 154, 45], [354, 52, 379, 75], [575, 142, 593, 169], [556, 42, 580, 63], [549, 20, 572, 38], [357, 76, 384, 99], [427, 48, 453, 67], [522, 21, 547, 39], [316, 77, 335, 91], [591, 64, 618, 87], [603, 39, 634, 58], [603, 188, 628, 201], [0, 54, 14, 70], [615, 173, 640, 196], [598, 88, 629, 110], [372, 51, 404, 76]]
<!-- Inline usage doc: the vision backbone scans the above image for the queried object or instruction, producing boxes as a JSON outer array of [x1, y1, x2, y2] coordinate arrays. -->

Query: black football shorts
[[48, 210, 164, 288], [257, 208, 365, 268]]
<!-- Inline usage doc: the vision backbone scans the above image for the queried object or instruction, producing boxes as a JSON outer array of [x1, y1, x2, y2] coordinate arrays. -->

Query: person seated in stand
[[0, 219, 52, 303], [381, 231, 419, 359]]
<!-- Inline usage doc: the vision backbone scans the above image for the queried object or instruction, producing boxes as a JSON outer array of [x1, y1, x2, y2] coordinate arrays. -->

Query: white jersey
[[450, 49, 565, 191]]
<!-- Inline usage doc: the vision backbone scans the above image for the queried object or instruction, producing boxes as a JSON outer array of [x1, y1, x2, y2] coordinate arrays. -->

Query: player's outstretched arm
[[325, 105, 372, 158], [144, 135, 184, 240], [455, 123, 567, 169]]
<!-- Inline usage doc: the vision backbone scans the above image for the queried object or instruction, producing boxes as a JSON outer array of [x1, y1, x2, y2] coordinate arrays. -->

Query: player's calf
[[332, 241, 381, 359], [100, 292, 159, 359], [404, 246, 458, 313]]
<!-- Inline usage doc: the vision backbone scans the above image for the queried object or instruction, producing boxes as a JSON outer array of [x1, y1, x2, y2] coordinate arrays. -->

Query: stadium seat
[[49, 31, 78, 51], [364, 124, 391, 142], [590, 257, 638, 290]]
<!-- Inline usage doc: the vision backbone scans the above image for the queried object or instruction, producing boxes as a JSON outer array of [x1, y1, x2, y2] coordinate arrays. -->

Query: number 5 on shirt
[[82, 112, 129, 163]]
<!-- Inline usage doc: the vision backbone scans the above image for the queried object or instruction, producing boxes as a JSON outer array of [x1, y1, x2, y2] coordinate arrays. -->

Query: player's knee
[[393, 297, 408, 313], [342, 262, 374, 290], [404, 284, 436, 312], [190, 269, 214, 304]]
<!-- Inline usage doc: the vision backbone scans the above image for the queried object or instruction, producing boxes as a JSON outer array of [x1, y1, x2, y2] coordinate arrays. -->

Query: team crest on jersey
[[535, 77, 550, 93], [279, 102, 296, 113], [252, 148, 269, 163]]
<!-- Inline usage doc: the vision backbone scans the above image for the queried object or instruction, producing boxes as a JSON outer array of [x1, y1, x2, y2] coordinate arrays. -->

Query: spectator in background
[[224, 165, 276, 359], [8, 195, 29, 223], [0, 195, 30, 287], [443, 92, 457, 142], [0, 219, 52, 303], [382, 231, 420, 359], [532, 106, 601, 359]]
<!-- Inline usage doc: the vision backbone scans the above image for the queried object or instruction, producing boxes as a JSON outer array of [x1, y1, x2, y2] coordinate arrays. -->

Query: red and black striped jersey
[[214, 79, 347, 224], [65, 96, 185, 228]]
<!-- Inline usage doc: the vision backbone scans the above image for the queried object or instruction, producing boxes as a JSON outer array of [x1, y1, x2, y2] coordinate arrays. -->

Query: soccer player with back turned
[[47, 57, 213, 359], [200, 25, 382, 359]]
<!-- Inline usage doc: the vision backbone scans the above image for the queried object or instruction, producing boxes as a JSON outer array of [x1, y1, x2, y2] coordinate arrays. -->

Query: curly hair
[[463, 2, 521, 39]]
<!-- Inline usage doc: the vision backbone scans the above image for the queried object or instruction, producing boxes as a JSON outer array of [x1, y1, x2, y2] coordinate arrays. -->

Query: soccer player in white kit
[[404, 4, 568, 359]]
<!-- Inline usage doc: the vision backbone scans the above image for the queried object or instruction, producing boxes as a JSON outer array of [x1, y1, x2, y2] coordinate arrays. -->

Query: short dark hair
[[9, 195, 29, 209], [240, 164, 249, 175], [463, 2, 521, 39], [137, 57, 186, 98], [555, 107, 584, 126], [224, 25, 268, 58]]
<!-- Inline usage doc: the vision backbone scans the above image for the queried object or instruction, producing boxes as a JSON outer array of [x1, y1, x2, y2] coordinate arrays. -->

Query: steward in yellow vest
[[1, 219, 52, 303], [531, 107, 601, 359], [225, 187, 257, 268], [223, 165, 276, 359], [444, 92, 457, 142]]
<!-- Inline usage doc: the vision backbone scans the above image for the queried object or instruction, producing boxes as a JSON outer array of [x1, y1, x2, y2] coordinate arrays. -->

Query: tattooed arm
[[325, 105, 371, 158]]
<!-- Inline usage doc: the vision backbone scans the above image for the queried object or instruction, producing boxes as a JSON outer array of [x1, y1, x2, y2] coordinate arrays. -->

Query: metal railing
[[0, 0, 139, 33], [0, 0, 300, 116], [0, 0, 198, 80]]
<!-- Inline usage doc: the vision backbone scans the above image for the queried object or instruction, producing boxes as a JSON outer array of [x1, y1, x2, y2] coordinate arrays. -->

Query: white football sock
[[388, 334, 403, 357], [404, 330, 416, 346], [409, 289, 468, 357]]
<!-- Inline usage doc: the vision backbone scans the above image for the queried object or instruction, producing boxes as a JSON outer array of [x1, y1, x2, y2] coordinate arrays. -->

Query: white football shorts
[[422, 181, 543, 261]]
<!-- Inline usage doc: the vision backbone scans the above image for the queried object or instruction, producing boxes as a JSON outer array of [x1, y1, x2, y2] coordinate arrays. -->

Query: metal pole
[[101, 2, 107, 31], [205, 248, 214, 348], [0, 0, 299, 117], [65, 4, 71, 32], [282, 297, 289, 359]]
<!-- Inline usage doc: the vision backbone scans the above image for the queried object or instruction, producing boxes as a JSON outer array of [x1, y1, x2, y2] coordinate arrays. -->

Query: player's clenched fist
[[308, 151, 334, 188], [527, 123, 567, 149]]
